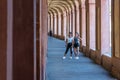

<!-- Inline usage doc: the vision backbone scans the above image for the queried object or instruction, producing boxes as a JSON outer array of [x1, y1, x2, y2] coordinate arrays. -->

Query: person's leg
[[77, 47, 79, 55], [70, 46, 73, 57], [63, 44, 71, 59], [74, 43, 79, 59], [74, 47, 79, 59], [64, 43, 71, 56], [74, 43, 77, 57], [74, 48, 77, 57]]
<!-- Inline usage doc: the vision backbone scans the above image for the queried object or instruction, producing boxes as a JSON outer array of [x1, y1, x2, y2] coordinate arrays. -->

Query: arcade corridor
[[1, 0, 120, 80], [46, 37, 116, 80]]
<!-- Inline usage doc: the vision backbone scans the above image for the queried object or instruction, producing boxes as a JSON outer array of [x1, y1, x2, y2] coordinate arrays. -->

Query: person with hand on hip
[[73, 32, 82, 59]]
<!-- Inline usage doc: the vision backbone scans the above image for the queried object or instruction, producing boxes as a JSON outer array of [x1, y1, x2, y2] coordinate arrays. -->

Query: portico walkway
[[46, 37, 116, 80]]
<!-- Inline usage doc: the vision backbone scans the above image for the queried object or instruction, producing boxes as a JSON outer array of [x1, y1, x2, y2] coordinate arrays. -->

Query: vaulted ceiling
[[48, 0, 81, 15]]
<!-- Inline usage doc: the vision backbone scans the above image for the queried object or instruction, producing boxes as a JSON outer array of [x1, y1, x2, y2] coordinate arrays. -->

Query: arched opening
[[109, 0, 112, 56], [101, 0, 111, 56], [89, 0, 96, 50], [81, 0, 86, 47]]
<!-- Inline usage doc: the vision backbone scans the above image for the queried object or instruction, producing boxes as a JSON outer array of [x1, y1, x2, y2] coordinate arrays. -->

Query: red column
[[51, 13, 54, 34], [58, 13, 62, 35], [0, 0, 13, 80], [48, 14, 50, 32], [13, 0, 34, 80], [63, 12, 67, 39], [68, 12, 70, 33], [86, 0, 90, 52], [0, 0, 7, 80], [61, 14, 64, 36], [53, 13, 55, 35], [76, 7, 80, 33], [49, 15, 51, 31], [40, 1, 48, 80], [54, 14, 59, 35], [73, 10, 75, 36]]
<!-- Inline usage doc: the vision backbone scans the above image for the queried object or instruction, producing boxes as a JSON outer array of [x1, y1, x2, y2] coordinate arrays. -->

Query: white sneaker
[[69, 56, 72, 59], [62, 56, 66, 59], [75, 57, 79, 59]]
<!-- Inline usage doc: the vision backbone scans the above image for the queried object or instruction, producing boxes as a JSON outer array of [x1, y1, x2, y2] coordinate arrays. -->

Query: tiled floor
[[46, 37, 116, 80]]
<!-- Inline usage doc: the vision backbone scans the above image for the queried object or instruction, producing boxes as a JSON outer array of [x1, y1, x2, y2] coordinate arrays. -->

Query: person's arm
[[79, 37, 82, 41]]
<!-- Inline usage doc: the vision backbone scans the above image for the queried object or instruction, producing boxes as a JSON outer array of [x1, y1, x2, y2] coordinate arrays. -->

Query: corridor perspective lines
[[46, 37, 116, 80]]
